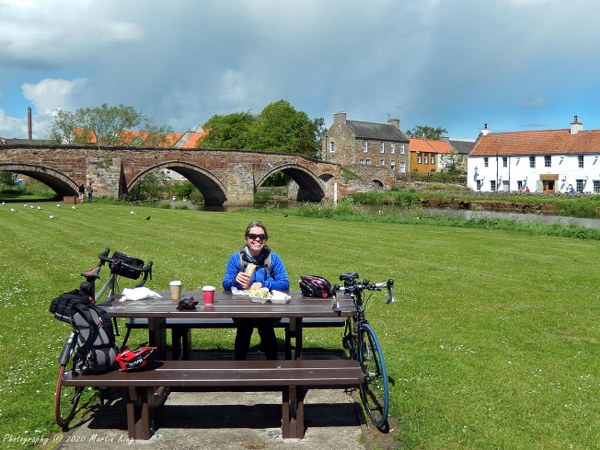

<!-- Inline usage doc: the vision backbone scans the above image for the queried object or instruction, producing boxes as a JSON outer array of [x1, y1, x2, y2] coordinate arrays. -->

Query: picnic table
[[62, 290, 363, 439], [104, 290, 355, 360]]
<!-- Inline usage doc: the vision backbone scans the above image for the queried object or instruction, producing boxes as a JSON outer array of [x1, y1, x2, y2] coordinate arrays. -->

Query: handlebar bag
[[109, 251, 145, 279]]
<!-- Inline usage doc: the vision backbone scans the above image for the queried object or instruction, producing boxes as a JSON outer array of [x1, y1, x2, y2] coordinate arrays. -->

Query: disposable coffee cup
[[202, 285, 216, 305], [170, 280, 182, 300]]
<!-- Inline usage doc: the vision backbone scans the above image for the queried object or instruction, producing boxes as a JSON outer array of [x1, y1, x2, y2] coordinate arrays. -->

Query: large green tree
[[199, 100, 325, 158], [405, 125, 448, 140], [198, 111, 255, 149], [48, 103, 172, 146]]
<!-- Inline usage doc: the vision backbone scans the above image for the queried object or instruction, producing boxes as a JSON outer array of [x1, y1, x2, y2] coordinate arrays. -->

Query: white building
[[468, 117, 600, 194]]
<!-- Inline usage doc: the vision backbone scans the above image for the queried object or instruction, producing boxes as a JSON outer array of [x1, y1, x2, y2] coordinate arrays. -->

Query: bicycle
[[53, 248, 153, 430], [331, 271, 395, 431]]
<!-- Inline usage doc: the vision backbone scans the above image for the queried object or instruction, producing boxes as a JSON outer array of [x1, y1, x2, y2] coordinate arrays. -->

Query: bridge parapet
[[0, 145, 349, 205]]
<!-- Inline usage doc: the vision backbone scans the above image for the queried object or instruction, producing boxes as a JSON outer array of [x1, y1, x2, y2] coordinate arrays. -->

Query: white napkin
[[119, 287, 162, 301]]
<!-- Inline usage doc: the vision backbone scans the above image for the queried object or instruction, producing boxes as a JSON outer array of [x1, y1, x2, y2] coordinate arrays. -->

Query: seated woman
[[222, 221, 289, 360]]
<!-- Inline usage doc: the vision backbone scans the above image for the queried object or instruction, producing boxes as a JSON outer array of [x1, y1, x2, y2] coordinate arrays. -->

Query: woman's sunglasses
[[247, 233, 267, 241]]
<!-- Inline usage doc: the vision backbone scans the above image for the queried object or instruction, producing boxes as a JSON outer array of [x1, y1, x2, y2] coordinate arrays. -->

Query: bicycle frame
[[332, 272, 395, 431], [54, 248, 153, 430]]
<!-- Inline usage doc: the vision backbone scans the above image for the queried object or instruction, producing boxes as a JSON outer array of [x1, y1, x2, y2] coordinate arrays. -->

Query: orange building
[[409, 138, 455, 173]]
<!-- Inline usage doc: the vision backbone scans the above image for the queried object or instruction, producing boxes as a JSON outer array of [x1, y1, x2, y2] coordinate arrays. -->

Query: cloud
[[22, 78, 89, 115]]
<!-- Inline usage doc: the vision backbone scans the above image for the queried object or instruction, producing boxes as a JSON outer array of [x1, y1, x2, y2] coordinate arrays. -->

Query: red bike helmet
[[299, 275, 333, 299], [116, 346, 158, 371]]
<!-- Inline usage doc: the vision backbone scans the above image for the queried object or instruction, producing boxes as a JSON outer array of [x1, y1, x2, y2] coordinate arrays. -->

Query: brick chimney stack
[[333, 112, 347, 125]]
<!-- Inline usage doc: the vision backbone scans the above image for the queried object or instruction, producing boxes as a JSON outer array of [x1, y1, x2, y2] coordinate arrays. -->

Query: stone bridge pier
[[0, 145, 348, 206]]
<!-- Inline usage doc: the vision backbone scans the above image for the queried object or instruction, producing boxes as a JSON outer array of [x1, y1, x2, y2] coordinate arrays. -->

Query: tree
[[199, 100, 325, 158], [48, 103, 172, 146], [245, 100, 324, 157], [198, 111, 255, 149], [405, 125, 448, 140]]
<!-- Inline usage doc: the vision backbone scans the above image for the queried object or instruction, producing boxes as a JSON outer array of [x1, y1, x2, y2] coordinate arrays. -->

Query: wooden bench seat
[[123, 317, 346, 360], [62, 359, 364, 440]]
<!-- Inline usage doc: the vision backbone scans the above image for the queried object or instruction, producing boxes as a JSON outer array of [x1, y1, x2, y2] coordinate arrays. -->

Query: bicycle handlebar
[[330, 273, 396, 312]]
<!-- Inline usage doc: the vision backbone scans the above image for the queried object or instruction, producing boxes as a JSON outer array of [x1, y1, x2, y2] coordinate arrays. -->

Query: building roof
[[471, 128, 600, 157], [73, 127, 207, 148], [448, 139, 475, 155], [346, 120, 409, 142], [409, 138, 455, 154]]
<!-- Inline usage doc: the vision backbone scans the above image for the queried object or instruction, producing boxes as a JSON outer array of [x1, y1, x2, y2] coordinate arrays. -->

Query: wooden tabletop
[[102, 290, 356, 320]]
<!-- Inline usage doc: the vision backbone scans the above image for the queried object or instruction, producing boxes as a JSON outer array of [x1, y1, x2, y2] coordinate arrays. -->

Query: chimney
[[570, 115, 583, 135], [480, 123, 490, 136], [333, 112, 347, 125], [387, 118, 400, 130], [27, 107, 33, 140]]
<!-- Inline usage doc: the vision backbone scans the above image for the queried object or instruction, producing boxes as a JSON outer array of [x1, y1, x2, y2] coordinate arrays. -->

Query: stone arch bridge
[[0, 144, 353, 205]]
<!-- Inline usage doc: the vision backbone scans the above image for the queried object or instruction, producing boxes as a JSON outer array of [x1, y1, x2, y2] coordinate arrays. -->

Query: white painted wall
[[467, 154, 600, 193]]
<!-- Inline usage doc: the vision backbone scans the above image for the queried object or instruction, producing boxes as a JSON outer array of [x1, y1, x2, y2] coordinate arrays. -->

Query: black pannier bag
[[109, 251, 145, 280], [49, 289, 92, 323]]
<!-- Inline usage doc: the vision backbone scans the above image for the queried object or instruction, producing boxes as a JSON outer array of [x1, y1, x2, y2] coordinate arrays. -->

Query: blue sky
[[1, 0, 600, 142]]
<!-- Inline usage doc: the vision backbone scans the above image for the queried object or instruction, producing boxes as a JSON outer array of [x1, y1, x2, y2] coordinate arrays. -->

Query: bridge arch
[[129, 161, 228, 206], [0, 163, 78, 198], [257, 163, 326, 202]]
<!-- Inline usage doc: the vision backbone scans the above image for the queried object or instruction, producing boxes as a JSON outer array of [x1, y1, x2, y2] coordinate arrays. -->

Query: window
[[529, 156, 536, 168], [380, 159, 385, 166], [503, 157, 508, 168], [390, 161, 396, 171], [424, 154, 429, 164], [390, 143, 395, 154], [517, 180, 523, 191], [417, 153, 422, 164], [576, 179, 584, 192], [400, 162, 406, 173], [359, 159, 365, 164], [593, 180, 600, 193], [544, 155, 551, 167], [400, 144, 405, 155], [380, 142, 385, 153], [484, 157, 489, 167], [578, 155, 584, 168], [329, 141, 335, 153], [363, 141, 368, 153], [431, 154, 435, 164], [365, 159, 371, 165], [490, 180, 496, 191]]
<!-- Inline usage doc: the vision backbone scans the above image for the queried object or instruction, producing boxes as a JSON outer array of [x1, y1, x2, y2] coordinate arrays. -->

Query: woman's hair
[[244, 221, 268, 240]]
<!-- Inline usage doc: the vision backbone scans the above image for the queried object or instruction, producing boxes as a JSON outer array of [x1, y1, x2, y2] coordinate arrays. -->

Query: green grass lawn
[[0, 202, 598, 449]]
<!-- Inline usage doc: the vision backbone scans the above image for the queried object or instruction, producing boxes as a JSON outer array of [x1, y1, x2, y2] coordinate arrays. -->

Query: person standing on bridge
[[86, 182, 94, 203], [222, 221, 289, 360]]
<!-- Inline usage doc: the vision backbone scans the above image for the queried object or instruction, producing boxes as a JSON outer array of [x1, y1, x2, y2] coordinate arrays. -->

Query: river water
[[195, 202, 600, 229]]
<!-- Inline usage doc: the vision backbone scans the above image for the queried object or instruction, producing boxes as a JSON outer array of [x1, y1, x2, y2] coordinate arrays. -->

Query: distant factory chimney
[[27, 107, 33, 140]]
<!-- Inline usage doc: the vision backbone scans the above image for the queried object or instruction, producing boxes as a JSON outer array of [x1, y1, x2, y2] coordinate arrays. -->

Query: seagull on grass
[[49, 214, 55, 219]]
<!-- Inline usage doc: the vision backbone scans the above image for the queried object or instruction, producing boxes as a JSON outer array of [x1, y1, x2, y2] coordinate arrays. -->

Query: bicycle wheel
[[55, 365, 81, 429], [357, 322, 389, 429]]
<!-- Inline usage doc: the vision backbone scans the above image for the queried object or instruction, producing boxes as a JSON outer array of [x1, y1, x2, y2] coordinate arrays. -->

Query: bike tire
[[54, 366, 96, 430], [357, 322, 390, 430], [54, 365, 82, 429]]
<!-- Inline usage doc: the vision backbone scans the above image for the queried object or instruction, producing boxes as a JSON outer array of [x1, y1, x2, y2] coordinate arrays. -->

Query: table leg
[[147, 318, 167, 359]]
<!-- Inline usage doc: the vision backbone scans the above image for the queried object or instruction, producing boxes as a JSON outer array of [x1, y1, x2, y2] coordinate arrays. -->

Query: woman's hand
[[236, 271, 250, 287]]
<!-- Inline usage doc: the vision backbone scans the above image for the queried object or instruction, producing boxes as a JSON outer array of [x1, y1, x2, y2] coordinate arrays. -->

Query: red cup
[[202, 285, 215, 305]]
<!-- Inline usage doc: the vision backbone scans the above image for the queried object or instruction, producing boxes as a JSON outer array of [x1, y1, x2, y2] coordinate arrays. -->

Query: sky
[[2, 0, 600, 142]]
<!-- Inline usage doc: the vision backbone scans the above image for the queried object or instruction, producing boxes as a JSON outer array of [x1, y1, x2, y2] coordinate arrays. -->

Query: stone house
[[321, 112, 410, 179], [468, 116, 600, 193]]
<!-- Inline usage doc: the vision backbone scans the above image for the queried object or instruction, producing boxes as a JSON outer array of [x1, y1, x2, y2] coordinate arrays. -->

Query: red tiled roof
[[73, 128, 207, 148], [409, 138, 455, 154], [471, 129, 600, 156]]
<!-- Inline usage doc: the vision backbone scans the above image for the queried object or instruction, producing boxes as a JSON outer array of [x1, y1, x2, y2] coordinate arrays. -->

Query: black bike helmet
[[299, 275, 333, 299], [116, 346, 158, 371]]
